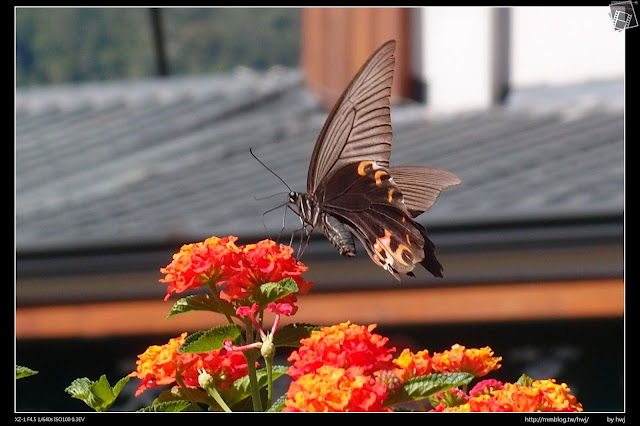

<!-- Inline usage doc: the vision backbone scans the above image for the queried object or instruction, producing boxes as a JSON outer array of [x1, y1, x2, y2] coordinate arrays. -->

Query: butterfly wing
[[307, 40, 396, 195], [301, 39, 459, 280], [389, 166, 461, 217], [316, 161, 443, 280]]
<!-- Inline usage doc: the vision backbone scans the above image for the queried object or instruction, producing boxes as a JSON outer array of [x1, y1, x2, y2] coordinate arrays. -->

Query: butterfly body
[[290, 191, 356, 257], [289, 40, 461, 281]]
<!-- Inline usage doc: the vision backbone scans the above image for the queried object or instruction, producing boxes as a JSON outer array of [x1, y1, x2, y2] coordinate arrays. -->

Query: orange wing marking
[[374, 170, 388, 185], [373, 229, 412, 267], [357, 161, 374, 176]]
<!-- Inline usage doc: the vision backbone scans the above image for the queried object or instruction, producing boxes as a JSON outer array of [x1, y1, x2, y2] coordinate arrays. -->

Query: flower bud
[[375, 370, 402, 393], [198, 370, 215, 390], [260, 333, 275, 360], [429, 387, 469, 408]]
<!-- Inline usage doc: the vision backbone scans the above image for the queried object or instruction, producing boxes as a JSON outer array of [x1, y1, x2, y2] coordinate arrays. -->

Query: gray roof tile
[[16, 70, 624, 252]]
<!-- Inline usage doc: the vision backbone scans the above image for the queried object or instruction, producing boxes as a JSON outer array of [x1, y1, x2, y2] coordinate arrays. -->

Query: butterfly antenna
[[250, 148, 293, 192], [254, 191, 289, 201]]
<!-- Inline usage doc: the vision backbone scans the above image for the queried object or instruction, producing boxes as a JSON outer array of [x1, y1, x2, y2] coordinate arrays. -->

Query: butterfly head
[[288, 190, 306, 220], [288, 191, 298, 204], [288, 191, 320, 227]]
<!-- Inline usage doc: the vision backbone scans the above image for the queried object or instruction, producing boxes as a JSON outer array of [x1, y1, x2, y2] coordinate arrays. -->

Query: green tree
[[16, 8, 300, 87]]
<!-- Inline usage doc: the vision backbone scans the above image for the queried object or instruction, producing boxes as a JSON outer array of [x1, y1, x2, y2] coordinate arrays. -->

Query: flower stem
[[207, 385, 232, 413], [245, 321, 263, 412], [265, 357, 274, 408], [175, 372, 202, 411], [207, 282, 235, 325]]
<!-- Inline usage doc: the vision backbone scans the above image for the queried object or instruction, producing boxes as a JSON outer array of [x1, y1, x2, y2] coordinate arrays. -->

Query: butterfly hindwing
[[389, 166, 462, 217], [317, 161, 442, 280]]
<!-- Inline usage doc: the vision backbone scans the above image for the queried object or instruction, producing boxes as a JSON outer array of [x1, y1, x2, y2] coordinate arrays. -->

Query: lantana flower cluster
[[129, 332, 251, 397], [124, 236, 584, 413], [283, 322, 509, 412], [130, 237, 313, 400], [431, 378, 583, 412], [285, 322, 396, 412], [160, 236, 313, 313]]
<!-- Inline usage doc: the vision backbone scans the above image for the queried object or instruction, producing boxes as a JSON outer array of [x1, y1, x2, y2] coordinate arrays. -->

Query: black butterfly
[[289, 40, 461, 281]]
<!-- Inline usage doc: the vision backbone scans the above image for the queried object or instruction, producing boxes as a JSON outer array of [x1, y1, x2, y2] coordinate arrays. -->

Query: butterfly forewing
[[307, 40, 396, 194]]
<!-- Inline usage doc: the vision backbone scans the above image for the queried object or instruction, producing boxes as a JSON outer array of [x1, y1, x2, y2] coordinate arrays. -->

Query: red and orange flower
[[431, 344, 502, 377], [128, 333, 189, 396], [284, 322, 397, 412], [160, 236, 313, 313], [132, 233, 588, 413], [469, 378, 504, 396], [287, 322, 396, 379], [221, 239, 312, 311], [431, 379, 583, 412], [284, 365, 391, 412], [391, 348, 432, 382], [160, 236, 241, 301], [129, 333, 251, 397]]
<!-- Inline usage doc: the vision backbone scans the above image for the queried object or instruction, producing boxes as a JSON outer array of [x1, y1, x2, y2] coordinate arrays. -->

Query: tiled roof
[[16, 69, 624, 254]]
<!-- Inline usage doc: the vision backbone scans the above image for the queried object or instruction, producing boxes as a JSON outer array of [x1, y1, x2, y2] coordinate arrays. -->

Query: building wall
[[418, 6, 625, 113], [301, 7, 626, 113], [511, 7, 625, 87]]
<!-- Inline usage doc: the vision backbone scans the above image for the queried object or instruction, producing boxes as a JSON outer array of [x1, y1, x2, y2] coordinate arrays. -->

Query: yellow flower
[[284, 366, 391, 412], [432, 380, 583, 412], [392, 348, 432, 381], [431, 344, 502, 377], [128, 333, 188, 396], [532, 379, 583, 412]]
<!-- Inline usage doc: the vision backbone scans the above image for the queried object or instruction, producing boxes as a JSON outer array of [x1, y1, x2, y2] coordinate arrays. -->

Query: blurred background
[[15, 7, 624, 411]]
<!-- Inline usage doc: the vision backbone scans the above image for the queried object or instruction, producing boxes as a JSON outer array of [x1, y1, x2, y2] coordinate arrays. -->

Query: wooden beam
[[15, 279, 624, 340], [300, 7, 412, 109]]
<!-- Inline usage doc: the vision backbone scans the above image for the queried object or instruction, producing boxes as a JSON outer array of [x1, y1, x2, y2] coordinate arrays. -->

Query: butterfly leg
[[276, 201, 291, 244], [299, 225, 316, 259], [261, 201, 291, 242]]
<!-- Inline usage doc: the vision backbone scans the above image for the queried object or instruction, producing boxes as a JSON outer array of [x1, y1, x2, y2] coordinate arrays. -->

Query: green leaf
[[65, 375, 130, 412], [66, 378, 106, 411], [167, 294, 235, 318], [266, 394, 287, 412], [65, 378, 92, 401], [229, 390, 267, 412], [112, 376, 130, 399], [255, 278, 298, 305], [272, 323, 320, 347], [90, 375, 116, 405], [516, 373, 534, 387], [137, 400, 192, 412], [222, 365, 289, 407], [384, 372, 475, 407], [16, 365, 38, 379], [179, 324, 242, 354], [155, 387, 212, 407], [391, 406, 416, 412]]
